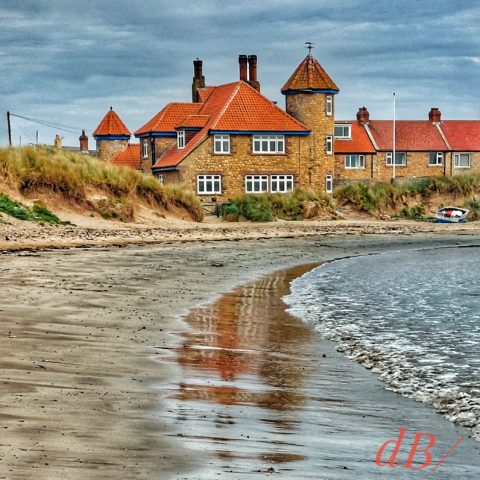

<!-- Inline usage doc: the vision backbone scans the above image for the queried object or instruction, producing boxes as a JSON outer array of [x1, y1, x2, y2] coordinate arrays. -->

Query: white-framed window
[[214, 134, 230, 154], [429, 152, 444, 166], [334, 124, 351, 139], [271, 175, 294, 193], [157, 174, 164, 185], [142, 139, 149, 159], [325, 174, 333, 194], [326, 135, 333, 155], [245, 175, 269, 193], [326, 96, 333, 116], [252, 135, 285, 154], [386, 152, 407, 166], [197, 174, 222, 194], [345, 154, 365, 169], [453, 153, 471, 168], [177, 130, 185, 149]]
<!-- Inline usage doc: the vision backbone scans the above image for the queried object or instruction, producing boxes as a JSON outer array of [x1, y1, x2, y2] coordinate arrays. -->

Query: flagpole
[[393, 92, 396, 181]]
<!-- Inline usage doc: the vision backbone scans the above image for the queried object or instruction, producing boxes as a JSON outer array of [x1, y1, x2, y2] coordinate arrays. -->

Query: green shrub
[[221, 189, 333, 222], [0, 193, 67, 224]]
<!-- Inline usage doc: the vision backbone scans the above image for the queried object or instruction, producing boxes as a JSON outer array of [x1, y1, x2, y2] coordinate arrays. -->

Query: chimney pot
[[54, 134, 62, 149], [239, 55, 248, 82], [192, 58, 206, 103], [79, 129, 89, 153], [247, 55, 260, 92], [429, 107, 441, 123], [356, 106, 370, 124]]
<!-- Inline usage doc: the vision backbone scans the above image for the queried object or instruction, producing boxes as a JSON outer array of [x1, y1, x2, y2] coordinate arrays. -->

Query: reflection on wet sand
[[170, 265, 319, 473]]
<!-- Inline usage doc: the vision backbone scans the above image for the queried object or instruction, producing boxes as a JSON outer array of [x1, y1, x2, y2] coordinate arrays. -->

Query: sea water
[[284, 246, 480, 440]]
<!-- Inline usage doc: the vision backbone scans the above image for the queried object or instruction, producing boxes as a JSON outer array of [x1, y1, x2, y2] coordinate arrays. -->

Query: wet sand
[[0, 233, 479, 479]]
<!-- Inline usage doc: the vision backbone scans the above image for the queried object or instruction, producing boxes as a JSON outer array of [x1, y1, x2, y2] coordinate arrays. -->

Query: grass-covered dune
[[0, 146, 203, 223], [335, 175, 480, 220], [221, 175, 480, 222]]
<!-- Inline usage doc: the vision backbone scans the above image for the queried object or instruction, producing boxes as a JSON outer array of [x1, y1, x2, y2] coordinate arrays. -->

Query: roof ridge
[[209, 82, 242, 130]]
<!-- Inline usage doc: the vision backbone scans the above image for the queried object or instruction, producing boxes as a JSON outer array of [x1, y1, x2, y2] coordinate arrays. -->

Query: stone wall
[[285, 93, 336, 188], [96, 139, 129, 162], [175, 134, 318, 200], [375, 151, 449, 181], [334, 153, 377, 181]]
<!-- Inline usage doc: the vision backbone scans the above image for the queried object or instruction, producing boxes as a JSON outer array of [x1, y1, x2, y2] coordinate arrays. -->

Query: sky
[[0, 0, 479, 147]]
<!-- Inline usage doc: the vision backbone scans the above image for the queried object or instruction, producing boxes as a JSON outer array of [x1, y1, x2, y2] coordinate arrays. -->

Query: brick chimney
[[79, 129, 89, 153], [192, 58, 206, 103], [357, 106, 370, 124], [54, 134, 62, 149], [429, 107, 441, 123], [239, 55, 248, 82], [247, 55, 260, 92]]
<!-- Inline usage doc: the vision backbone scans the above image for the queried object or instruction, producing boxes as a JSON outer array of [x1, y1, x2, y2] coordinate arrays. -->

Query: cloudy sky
[[0, 0, 478, 147]]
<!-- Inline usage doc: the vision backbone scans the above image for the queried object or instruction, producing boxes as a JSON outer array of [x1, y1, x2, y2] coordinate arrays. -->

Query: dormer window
[[334, 124, 351, 139], [177, 130, 185, 149]]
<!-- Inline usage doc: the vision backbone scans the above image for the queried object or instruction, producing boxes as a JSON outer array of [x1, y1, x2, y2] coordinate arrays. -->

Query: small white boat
[[435, 207, 469, 223]]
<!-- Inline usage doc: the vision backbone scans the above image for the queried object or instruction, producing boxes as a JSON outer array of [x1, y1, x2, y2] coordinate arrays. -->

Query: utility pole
[[7, 111, 12, 146], [392, 92, 396, 181], [35, 130, 39, 146]]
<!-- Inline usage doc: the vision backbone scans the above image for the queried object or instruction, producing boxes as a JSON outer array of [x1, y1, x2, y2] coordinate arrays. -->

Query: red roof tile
[[368, 121, 447, 151], [93, 108, 131, 137], [334, 121, 376, 153], [177, 115, 210, 129], [197, 86, 215, 102], [440, 121, 480, 151], [110, 144, 141, 169], [281, 54, 339, 93], [135, 103, 202, 135], [153, 81, 309, 170]]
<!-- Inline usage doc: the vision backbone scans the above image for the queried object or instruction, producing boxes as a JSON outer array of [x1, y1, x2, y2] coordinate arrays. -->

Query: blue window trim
[[282, 89, 339, 95], [135, 132, 177, 139], [152, 166, 177, 173], [209, 130, 310, 136], [174, 127, 202, 132], [94, 135, 130, 140]]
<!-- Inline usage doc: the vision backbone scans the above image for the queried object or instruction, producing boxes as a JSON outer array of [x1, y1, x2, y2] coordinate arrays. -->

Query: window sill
[[197, 192, 222, 195], [428, 164, 444, 167], [345, 167, 365, 170], [213, 152, 232, 156], [454, 166, 471, 169]]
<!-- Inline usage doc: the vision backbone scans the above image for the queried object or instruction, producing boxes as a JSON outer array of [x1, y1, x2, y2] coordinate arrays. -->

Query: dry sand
[[0, 232, 479, 479]]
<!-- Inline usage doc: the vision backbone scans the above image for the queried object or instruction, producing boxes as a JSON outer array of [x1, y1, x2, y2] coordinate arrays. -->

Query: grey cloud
[[0, 0, 478, 147]]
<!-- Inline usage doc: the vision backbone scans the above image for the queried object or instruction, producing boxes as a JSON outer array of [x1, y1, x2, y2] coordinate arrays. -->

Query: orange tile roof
[[93, 108, 131, 137], [197, 86, 215, 102], [110, 144, 141, 169], [177, 114, 210, 128], [281, 54, 339, 93], [334, 121, 376, 153], [440, 121, 480, 151], [368, 121, 447, 151], [135, 103, 202, 135], [153, 81, 309, 170]]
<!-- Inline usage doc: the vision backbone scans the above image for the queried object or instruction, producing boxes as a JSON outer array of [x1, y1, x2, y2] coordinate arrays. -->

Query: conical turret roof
[[281, 54, 339, 94], [93, 107, 131, 137]]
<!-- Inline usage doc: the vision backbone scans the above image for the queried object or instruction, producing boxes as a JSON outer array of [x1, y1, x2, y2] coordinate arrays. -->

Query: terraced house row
[[90, 52, 480, 200]]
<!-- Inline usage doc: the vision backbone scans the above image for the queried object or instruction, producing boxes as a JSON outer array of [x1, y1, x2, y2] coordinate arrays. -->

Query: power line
[[9, 112, 80, 134]]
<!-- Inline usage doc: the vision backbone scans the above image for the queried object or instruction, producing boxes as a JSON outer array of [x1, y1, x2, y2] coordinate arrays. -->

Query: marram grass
[[0, 146, 203, 222]]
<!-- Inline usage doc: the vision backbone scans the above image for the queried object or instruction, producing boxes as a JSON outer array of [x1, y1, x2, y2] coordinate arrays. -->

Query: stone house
[[91, 51, 480, 194], [335, 107, 480, 183]]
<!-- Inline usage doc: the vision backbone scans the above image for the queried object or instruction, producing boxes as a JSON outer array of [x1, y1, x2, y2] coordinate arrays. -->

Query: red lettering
[[375, 427, 407, 468], [402, 432, 436, 470]]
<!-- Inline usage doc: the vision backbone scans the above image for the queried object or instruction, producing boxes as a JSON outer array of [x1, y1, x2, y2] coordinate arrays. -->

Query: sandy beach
[[1, 232, 479, 479]]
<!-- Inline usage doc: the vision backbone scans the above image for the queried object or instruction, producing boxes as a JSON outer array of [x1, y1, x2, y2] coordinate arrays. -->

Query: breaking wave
[[284, 247, 480, 440]]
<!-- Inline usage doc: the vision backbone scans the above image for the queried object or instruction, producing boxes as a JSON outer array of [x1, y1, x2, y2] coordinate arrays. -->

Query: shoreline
[[166, 262, 480, 479], [1, 218, 480, 253], [0, 233, 479, 479]]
